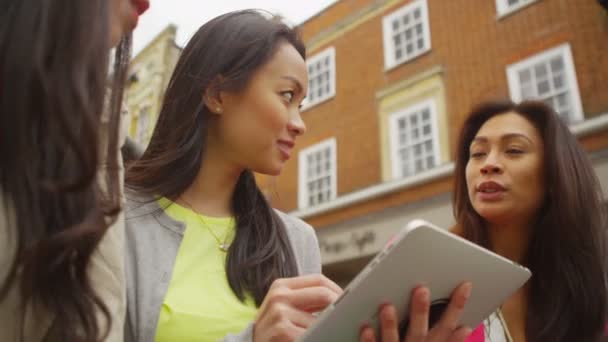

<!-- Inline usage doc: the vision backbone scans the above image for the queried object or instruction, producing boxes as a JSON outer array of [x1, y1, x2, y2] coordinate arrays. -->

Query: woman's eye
[[470, 151, 485, 159], [506, 148, 524, 155], [281, 91, 294, 102]]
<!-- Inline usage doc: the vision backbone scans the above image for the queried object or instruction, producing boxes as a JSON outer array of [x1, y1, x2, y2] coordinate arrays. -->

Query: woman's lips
[[132, 0, 150, 15]]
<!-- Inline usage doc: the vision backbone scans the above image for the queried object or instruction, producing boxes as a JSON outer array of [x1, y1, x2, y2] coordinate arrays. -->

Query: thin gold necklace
[[180, 197, 232, 252]]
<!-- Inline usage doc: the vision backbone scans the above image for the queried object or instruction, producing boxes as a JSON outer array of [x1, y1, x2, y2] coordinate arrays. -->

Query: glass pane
[[534, 63, 548, 79], [399, 133, 407, 145], [553, 73, 565, 89], [403, 14, 410, 25], [415, 159, 424, 172], [414, 144, 422, 156], [422, 109, 430, 121], [537, 80, 550, 95], [394, 35, 401, 45], [415, 24, 423, 35], [550, 57, 564, 73], [412, 128, 419, 139], [426, 156, 435, 167], [405, 28, 412, 40], [557, 93, 569, 107], [519, 69, 531, 84], [417, 38, 424, 50], [406, 44, 414, 54], [425, 140, 433, 152], [410, 115, 418, 125], [401, 148, 410, 161], [396, 48, 403, 60], [413, 9, 421, 19], [392, 20, 400, 31], [521, 84, 535, 98], [423, 124, 431, 135]]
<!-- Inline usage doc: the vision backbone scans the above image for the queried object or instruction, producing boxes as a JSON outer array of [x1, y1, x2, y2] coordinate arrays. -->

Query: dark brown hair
[[0, 0, 129, 340], [126, 10, 304, 306], [453, 100, 607, 341]]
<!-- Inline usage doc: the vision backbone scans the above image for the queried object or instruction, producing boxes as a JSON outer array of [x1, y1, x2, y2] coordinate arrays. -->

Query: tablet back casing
[[299, 219, 531, 341]]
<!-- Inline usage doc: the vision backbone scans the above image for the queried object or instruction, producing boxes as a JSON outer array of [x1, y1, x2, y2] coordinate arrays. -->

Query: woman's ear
[[203, 77, 224, 114]]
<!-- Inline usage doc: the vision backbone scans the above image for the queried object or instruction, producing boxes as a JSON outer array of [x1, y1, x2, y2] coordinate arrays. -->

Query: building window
[[496, 0, 537, 16], [507, 43, 583, 124], [389, 100, 440, 179], [382, 0, 431, 70], [302, 47, 336, 110], [136, 106, 151, 145], [298, 138, 337, 209]]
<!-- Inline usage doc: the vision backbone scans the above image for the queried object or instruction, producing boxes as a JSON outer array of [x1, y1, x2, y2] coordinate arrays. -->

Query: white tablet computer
[[299, 219, 531, 341]]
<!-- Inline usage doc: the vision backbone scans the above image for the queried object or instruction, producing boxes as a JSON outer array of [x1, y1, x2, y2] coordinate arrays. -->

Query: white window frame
[[298, 138, 337, 209], [496, 0, 538, 17], [389, 99, 441, 180], [382, 0, 432, 70], [506, 43, 584, 123], [302, 47, 336, 111]]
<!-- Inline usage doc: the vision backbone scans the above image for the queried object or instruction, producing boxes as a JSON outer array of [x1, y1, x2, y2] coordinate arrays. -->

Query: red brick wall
[[271, 0, 608, 226]]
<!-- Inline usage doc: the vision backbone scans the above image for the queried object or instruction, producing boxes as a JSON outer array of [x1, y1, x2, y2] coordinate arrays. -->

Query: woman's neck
[[179, 146, 242, 217], [487, 219, 533, 265]]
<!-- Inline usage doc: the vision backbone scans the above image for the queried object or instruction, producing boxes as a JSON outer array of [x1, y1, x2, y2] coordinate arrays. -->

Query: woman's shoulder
[[123, 188, 158, 218], [273, 209, 316, 240]]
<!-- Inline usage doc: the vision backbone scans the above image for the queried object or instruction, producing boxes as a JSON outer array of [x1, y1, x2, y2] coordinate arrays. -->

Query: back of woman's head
[[0, 0, 129, 340], [453, 100, 607, 341], [126, 9, 305, 306]]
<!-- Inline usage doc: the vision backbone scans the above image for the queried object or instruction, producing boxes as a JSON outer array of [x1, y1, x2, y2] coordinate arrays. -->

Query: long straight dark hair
[[126, 10, 303, 306], [0, 0, 128, 340], [453, 100, 607, 341]]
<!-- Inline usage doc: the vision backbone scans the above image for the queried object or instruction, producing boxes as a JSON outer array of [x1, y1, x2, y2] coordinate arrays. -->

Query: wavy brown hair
[[126, 10, 303, 306], [453, 100, 607, 341], [0, 0, 128, 340]]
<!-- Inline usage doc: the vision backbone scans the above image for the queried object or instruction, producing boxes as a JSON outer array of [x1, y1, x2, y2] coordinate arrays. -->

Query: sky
[[132, 0, 338, 55]]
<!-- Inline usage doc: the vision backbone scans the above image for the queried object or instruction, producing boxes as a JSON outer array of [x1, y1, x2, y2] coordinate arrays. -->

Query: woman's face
[[465, 112, 546, 225], [210, 42, 308, 176], [109, 0, 148, 47]]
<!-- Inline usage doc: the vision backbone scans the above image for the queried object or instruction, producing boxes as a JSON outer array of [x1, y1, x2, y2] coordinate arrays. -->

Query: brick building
[[264, 0, 608, 285]]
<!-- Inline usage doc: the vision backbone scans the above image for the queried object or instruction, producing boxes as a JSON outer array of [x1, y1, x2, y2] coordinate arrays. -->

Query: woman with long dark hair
[[125, 9, 472, 342], [0, 0, 148, 341], [452, 100, 607, 341]]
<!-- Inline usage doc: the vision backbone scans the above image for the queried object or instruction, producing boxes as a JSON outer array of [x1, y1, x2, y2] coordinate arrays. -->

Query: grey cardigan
[[124, 192, 322, 342]]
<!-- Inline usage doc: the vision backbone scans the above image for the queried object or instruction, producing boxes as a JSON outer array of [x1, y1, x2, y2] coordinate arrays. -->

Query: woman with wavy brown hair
[[0, 0, 148, 341], [452, 100, 607, 341]]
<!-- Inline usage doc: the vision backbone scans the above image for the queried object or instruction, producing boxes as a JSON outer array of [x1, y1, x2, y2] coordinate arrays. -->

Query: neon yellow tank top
[[155, 198, 258, 342]]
